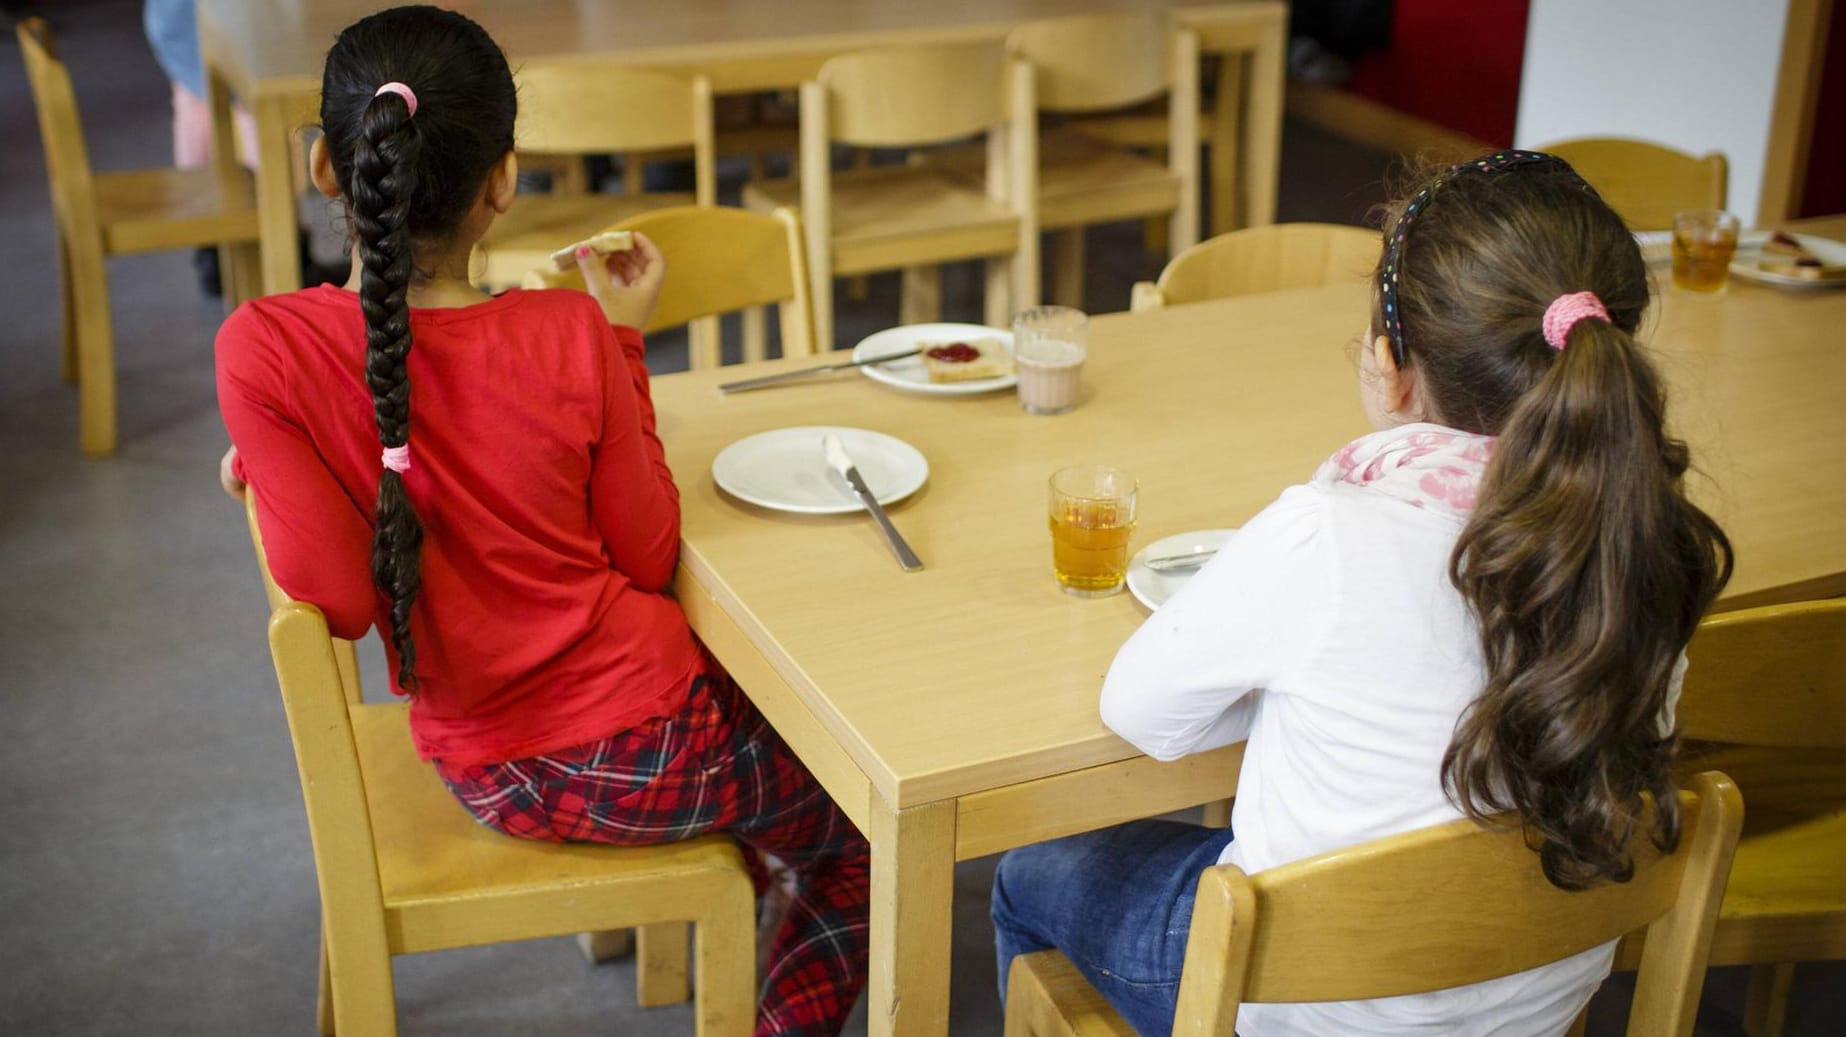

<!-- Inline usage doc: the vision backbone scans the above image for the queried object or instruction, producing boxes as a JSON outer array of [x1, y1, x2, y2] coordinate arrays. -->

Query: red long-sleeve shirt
[[216, 284, 699, 765]]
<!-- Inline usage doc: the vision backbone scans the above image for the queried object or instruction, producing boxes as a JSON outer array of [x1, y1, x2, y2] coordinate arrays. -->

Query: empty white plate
[[1126, 529, 1238, 610], [851, 323, 1017, 396], [711, 426, 928, 515]]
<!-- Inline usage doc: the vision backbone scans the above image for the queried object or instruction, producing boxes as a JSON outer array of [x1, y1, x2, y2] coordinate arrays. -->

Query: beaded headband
[[1379, 149, 1577, 366]]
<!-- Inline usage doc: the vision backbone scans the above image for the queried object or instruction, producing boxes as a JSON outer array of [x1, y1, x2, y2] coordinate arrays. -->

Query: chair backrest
[[515, 63, 717, 205], [1141, 223, 1380, 309], [1539, 137, 1728, 232], [816, 43, 1010, 147], [522, 205, 818, 365], [16, 18, 102, 248], [1676, 599, 1846, 749], [246, 491, 367, 705], [1006, 13, 1172, 113], [1173, 772, 1742, 1037]]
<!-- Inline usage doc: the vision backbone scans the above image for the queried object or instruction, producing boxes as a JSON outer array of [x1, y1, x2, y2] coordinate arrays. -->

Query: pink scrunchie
[[1542, 291, 1609, 351], [381, 445, 411, 473], [373, 82, 418, 117]]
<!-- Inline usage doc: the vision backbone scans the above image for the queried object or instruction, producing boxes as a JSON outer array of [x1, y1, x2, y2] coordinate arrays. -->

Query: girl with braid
[[214, 9, 867, 1034], [991, 152, 1733, 1036]]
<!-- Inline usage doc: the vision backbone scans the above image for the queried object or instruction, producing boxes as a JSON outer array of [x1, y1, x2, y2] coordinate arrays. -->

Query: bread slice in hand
[[549, 230, 636, 272]]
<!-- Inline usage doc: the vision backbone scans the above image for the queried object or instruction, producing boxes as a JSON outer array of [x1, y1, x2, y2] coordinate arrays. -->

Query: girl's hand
[[576, 231, 667, 331], [220, 445, 246, 501]]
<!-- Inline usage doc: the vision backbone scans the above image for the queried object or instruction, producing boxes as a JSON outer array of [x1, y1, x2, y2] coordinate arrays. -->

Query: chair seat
[[1066, 108, 1217, 150], [742, 164, 1019, 275], [94, 167, 258, 254], [1007, 951, 1136, 1037], [475, 191, 697, 286], [351, 702, 747, 956], [929, 128, 1181, 230]]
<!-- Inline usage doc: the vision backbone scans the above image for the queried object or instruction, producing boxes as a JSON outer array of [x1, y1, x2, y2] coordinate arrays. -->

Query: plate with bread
[[1729, 230, 1846, 289], [850, 323, 1017, 396]]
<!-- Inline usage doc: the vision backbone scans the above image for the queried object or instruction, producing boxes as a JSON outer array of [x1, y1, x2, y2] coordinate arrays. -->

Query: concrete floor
[[1, 1, 1838, 1034]]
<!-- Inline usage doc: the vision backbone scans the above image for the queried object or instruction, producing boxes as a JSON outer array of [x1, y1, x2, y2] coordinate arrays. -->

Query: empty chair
[[1538, 137, 1727, 232], [473, 62, 716, 289], [1130, 222, 1379, 311], [17, 16, 261, 455], [523, 205, 818, 367], [1007, 771, 1742, 1037], [742, 43, 1035, 351]]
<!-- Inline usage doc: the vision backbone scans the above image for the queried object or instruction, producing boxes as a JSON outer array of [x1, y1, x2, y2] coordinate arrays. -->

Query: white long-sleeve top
[[1101, 480, 1618, 1037]]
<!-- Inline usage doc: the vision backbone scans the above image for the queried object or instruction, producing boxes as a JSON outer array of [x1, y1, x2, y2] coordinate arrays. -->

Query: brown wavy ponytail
[[318, 7, 516, 690], [1376, 153, 1732, 889]]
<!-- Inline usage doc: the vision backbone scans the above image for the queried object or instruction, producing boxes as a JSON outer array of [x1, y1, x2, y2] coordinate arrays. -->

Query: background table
[[197, 0, 1287, 299], [650, 267, 1846, 1034]]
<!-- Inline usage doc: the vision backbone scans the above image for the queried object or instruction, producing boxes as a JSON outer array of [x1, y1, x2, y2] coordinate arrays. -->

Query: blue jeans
[[991, 820, 1237, 1037]]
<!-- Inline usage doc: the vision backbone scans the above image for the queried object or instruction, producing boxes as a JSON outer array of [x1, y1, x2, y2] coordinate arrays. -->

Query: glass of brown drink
[[1672, 209, 1740, 292], [1048, 465, 1137, 597]]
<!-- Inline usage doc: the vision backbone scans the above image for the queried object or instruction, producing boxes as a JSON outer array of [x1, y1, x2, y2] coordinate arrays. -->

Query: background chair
[[1007, 772, 1742, 1037], [247, 497, 755, 1036], [1130, 222, 1379, 311], [17, 16, 261, 456], [474, 62, 716, 289], [1538, 137, 1728, 233], [1609, 599, 1846, 1037], [742, 43, 1035, 351], [523, 205, 817, 368]]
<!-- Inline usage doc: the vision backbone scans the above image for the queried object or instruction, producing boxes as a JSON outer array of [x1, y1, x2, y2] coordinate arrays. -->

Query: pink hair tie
[[1542, 291, 1609, 351], [373, 82, 418, 117], [381, 445, 411, 473]]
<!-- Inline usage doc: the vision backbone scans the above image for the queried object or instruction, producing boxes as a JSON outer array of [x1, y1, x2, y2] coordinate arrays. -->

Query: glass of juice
[[1671, 209, 1741, 292], [1048, 465, 1137, 597]]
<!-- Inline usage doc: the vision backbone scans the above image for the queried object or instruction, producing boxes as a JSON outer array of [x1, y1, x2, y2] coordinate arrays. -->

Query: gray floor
[[1, 2, 1837, 1034]]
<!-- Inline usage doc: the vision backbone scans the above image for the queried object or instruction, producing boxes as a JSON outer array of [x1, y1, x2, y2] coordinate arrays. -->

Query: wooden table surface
[[196, 0, 1286, 298], [651, 250, 1846, 1033]]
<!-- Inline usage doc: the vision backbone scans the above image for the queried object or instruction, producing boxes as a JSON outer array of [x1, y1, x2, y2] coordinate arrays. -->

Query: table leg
[[253, 94, 304, 295], [1243, 18, 1286, 228], [868, 798, 956, 1037]]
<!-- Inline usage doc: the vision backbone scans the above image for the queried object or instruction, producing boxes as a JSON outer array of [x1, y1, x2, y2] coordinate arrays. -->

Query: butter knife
[[821, 433, 924, 572], [718, 349, 922, 394], [1143, 549, 1219, 574]]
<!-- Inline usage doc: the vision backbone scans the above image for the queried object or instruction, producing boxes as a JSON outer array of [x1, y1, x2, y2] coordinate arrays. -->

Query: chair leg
[[1050, 229, 1085, 310], [57, 238, 77, 385], [1743, 963, 1794, 1037], [636, 922, 692, 1007], [984, 257, 1013, 330], [899, 266, 942, 326], [694, 876, 758, 1037], [577, 929, 635, 963], [741, 306, 770, 362], [224, 241, 264, 309], [68, 238, 117, 456], [317, 927, 336, 1036], [1563, 1007, 1588, 1037], [1143, 215, 1169, 258]]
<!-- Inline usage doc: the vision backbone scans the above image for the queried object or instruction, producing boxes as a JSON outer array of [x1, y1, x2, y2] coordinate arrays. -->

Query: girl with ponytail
[[992, 151, 1730, 1036], [215, 9, 868, 1034]]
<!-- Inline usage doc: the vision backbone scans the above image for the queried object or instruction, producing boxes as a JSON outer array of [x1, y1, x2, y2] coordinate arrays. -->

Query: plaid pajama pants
[[433, 653, 870, 1037]]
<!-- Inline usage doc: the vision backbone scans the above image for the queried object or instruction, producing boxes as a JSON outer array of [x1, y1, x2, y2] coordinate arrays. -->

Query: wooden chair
[[522, 205, 818, 368], [1538, 137, 1728, 233], [474, 62, 716, 289], [245, 496, 756, 1036], [741, 43, 1035, 351], [1006, 771, 1742, 1037], [1130, 222, 1379, 311], [1003, 14, 1201, 310], [17, 16, 261, 456], [1609, 599, 1846, 1037]]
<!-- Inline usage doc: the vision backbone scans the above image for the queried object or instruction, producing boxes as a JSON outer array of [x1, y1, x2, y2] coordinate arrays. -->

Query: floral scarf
[[1314, 422, 1496, 519]]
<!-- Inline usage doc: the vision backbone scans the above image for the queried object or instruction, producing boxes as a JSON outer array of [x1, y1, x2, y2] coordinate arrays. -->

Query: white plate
[[851, 323, 1017, 396], [711, 426, 928, 515], [1126, 529, 1237, 611], [1730, 231, 1846, 289]]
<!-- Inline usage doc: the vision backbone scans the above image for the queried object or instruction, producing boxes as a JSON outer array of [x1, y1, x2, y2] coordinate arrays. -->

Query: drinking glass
[[1013, 306, 1087, 414], [1672, 209, 1741, 292], [1048, 465, 1137, 597]]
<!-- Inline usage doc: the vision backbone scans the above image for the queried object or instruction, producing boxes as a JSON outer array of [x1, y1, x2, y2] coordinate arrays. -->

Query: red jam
[[925, 342, 981, 363]]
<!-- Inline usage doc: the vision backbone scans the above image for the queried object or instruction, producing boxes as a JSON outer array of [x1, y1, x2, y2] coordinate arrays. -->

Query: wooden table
[[650, 261, 1846, 1033], [196, 0, 1286, 298]]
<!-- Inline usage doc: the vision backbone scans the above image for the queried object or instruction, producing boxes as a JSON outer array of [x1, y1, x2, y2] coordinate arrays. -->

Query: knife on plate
[[1143, 549, 1219, 574], [821, 433, 924, 572], [718, 350, 922, 394]]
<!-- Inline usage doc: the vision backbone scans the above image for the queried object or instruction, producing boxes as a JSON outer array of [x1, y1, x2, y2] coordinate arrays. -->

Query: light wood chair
[[246, 496, 755, 1036], [741, 43, 1036, 351], [522, 205, 818, 368], [1006, 771, 1743, 1037], [17, 16, 261, 456], [1130, 222, 1380, 311], [474, 62, 716, 289], [1003, 14, 1201, 310], [1538, 137, 1728, 233], [1608, 599, 1846, 1037]]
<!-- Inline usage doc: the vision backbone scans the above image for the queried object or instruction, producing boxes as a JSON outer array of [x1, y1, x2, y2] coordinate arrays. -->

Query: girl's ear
[[309, 137, 342, 200], [1371, 334, 1428, 421], [487, 150, 518, 214]]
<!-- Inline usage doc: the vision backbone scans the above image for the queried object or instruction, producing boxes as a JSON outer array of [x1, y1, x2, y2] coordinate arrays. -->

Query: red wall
[[1347, 1, 1532, 148], [1799, 4, 1846, 217]]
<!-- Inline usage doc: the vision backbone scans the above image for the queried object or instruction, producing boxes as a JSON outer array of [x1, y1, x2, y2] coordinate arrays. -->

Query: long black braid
[[318, 6, 516, 690]]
